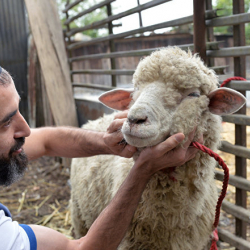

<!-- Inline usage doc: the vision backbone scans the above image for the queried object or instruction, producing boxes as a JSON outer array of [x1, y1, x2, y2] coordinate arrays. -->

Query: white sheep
[[70, 47, 245, 250]]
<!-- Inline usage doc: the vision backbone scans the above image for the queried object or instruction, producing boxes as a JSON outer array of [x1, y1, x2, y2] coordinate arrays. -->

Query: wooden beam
[[24, 0, 78, 127], [193, 0, 206, 61], [233, 0, 247, 242]]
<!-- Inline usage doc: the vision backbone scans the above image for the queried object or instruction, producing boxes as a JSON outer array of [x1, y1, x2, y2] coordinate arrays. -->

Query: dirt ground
[[0, 118, 249, 248], [0, 156, 73, 238]]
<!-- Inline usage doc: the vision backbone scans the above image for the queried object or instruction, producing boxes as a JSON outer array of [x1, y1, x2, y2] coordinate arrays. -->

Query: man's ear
[[99, 88, 134, 111], [208, 87, 246, 115]]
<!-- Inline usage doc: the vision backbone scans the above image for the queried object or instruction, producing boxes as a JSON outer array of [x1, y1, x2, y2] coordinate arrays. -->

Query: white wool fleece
[[70, 47, 223, 250]]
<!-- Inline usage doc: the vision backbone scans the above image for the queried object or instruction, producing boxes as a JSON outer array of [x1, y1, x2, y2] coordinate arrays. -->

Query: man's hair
[[0, 67, 12, 86]]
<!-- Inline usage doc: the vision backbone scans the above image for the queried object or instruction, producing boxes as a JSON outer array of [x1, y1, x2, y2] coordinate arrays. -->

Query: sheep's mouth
[[123, 133, 162, 148]]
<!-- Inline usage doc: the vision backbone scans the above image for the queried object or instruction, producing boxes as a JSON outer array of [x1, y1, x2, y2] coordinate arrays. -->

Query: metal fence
[[0, 0, 29, 121], [62, 0, 250, 249]]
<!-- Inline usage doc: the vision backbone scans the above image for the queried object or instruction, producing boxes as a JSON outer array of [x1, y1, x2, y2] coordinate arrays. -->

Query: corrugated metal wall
[[0, 0, 28, 121]]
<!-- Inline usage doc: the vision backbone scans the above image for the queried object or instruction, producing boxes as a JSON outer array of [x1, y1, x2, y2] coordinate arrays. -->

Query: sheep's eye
[[188, 92, 200, 97]]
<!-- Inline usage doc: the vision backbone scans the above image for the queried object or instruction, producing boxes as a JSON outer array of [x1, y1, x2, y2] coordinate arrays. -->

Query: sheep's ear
[[208, 87, 246, 115], [99, 88, 134, 110]]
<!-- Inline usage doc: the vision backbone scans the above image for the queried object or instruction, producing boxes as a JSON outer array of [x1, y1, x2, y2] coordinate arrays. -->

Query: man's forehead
[[0, 81, 20, 111]]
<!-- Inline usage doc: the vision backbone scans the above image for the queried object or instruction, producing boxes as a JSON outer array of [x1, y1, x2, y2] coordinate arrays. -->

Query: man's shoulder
[[0, 203, 12, 217]]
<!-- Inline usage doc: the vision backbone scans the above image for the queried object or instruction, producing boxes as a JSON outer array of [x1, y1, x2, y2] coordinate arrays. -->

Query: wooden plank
[[219, 141, 250, 159], [219, 80, 250, 91], [64, 0, 116, 25], [71, 69, 135, 75], [233, 0, 247, 242], [215, 170, 250, 192], [207, 46, 250, 57], [206, 12, 250, 27], [69, 42, 220, 62], [218, 228, 250, 250], [67, 15, 194, 50], [24, 0, 78, 127], [63, 0, 84, 13], [221, 200, 250, 223], [73, 83, 115, 91], [222, 114, 250, 126], [65, 0, 172, 36]]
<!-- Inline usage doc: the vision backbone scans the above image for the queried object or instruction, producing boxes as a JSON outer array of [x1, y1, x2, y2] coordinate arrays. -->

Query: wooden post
[[137, 0, 143, 27], [24, 0, 78, 127], [233, 0, 247, 244], [205, 0, 215, 67], [107, 3, 117, 87], [193, 0, 206, 62]]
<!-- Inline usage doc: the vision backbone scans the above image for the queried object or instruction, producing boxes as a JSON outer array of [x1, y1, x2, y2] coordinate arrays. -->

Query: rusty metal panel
[[0, 0, 28, 122]]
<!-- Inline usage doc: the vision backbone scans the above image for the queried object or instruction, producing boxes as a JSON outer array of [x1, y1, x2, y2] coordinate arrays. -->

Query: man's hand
[[103, 111, 137, 158], [135, 129, 203, 176]]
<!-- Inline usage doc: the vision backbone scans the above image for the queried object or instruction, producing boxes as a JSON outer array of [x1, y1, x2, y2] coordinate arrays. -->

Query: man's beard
[[0, 137, 28, 186]]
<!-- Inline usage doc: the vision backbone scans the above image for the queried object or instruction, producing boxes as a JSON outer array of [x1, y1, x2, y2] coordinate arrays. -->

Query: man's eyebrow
[[0, 110, 18, 124]]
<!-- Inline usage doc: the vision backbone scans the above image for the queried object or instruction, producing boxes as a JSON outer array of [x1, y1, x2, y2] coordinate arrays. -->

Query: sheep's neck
[[133, 148, 177, 181]]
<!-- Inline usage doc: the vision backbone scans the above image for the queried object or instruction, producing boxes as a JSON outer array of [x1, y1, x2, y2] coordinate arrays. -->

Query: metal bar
[[67, 15, 194, 50], [222, 114, 250, 126], [72, 83, 115, 91], [64, 0, 116, 25], [222, 200, 250, 223], [233, 0, 247, 243], [69, 42, 221, 62], [219, 141, 250, 159], [215, 170, 250, 192], [71, 69, 135, 75], [65, 0, 172, 37], [207, 46, 250, 57], [62, 0, 84, 13], [193, 0, 206, 61], [218, 228, 250, 250], [206, 12, 250, 27], [219, 80, 250, 90]]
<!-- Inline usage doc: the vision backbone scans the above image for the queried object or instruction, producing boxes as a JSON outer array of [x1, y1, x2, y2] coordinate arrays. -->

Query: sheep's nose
[[128, 116, 147, 125]]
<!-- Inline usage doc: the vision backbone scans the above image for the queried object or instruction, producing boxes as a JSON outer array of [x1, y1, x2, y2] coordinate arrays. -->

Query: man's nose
[[14, 112, 31, 138]]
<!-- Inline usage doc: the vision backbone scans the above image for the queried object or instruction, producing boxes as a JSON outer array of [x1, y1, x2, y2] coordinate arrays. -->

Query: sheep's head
[[99, 47, 246, 149]]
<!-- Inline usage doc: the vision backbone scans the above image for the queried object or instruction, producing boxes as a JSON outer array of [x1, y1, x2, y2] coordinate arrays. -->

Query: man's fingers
[[114, 110, 129, 120], [185, 147, 199, 161], [121, 145, 137, 158], [104, 131, 124, 146], [182, 128, 196, 149], [107, 118, 126, 133], [196, 134, 204, 144], [151, 133, 185, 157]]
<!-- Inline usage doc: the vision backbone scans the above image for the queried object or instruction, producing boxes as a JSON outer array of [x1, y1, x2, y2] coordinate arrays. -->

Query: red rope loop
[[220, 76, 246, 88], [188, 76, 246, 249], [191, 141, 229, 229]]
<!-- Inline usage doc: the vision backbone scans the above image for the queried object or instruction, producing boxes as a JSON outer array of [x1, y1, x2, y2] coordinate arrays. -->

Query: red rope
[[210, 229, 219, 250], [189, 77, 246, 249], [191, 141, 229, 250], [220, 76, 246, 87], [191, 142, 229, 228]]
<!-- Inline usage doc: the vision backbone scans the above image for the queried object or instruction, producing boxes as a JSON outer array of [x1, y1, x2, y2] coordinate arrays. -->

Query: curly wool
[[70, 47, 221, 250]]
